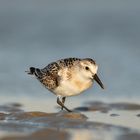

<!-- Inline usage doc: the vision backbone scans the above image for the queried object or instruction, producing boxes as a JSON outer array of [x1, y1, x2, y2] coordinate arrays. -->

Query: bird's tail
[[26, 67, 43, 78]]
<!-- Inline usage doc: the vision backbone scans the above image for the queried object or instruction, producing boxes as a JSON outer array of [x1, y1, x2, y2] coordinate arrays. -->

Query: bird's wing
[[39, 62, 60, 90], [40, 58, 81, 89]]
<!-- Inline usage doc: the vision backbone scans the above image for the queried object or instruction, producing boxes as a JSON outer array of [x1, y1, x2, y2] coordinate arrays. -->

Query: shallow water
[[0, 0, 140, 140]]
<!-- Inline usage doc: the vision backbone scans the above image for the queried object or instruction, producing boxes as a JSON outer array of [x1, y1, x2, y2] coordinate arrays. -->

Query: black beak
[[94, 74, 104, 89]]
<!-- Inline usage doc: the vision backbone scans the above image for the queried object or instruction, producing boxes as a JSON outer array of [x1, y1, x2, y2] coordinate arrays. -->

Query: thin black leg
[[57, 97, 72, 112], [61, 97, 66, 110]]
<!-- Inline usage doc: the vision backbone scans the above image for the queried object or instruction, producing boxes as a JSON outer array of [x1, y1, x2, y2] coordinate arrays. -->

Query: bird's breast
[[71, 79, 93, 93], [53, 78, 93, 96], [53, 68, 93, 96]]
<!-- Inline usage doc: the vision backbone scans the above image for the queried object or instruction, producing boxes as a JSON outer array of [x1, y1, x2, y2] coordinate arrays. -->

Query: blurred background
[[0, 0, 140, 111]]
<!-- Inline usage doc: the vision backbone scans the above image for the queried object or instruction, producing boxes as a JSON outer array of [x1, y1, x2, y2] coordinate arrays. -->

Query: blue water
[[0, 1, 140, 107]]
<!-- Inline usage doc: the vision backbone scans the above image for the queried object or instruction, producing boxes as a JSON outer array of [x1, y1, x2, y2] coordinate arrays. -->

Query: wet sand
[[0, 101, 140, 140]]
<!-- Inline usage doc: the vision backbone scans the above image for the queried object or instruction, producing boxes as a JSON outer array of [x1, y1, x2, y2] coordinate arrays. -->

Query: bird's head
[[77, 58, 104, 89]]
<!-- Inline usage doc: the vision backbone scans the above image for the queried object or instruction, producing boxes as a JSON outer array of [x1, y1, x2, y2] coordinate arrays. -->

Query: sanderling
[[26, 58, 104, 112]]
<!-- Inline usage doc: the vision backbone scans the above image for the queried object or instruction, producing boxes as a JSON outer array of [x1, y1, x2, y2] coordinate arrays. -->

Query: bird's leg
[[57, 97, 72, 112], [61, 97, 66, 110]]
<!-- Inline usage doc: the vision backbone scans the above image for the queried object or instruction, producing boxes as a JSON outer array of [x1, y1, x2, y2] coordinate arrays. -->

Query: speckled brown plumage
[[27, 58, 97, 90], [31, 58, 81, 90]]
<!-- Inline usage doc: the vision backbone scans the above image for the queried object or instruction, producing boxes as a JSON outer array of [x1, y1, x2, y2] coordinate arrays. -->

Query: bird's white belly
[[53, 79, 93, 97]]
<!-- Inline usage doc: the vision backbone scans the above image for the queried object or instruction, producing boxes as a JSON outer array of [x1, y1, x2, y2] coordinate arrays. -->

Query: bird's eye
[[85, 66, 89, 70]]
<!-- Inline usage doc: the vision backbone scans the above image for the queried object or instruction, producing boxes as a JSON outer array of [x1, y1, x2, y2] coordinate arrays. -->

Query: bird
[[26, 57, 104, 112]]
